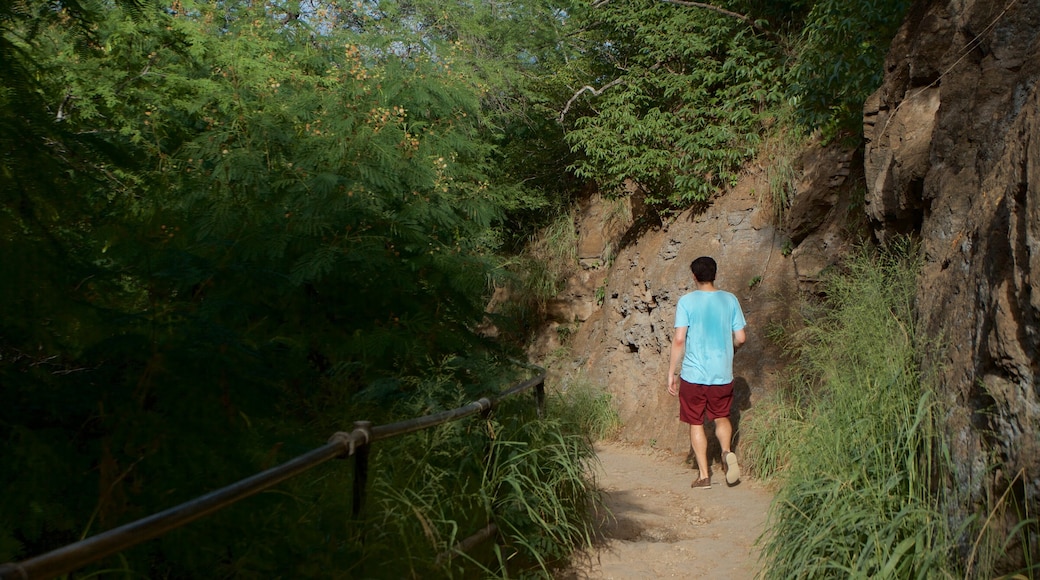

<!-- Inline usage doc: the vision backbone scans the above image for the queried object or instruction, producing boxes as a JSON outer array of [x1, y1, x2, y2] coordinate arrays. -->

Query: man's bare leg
[[715, 416, 733, 454], [715, 416, 741, 484], [690, 423, 709, 481]]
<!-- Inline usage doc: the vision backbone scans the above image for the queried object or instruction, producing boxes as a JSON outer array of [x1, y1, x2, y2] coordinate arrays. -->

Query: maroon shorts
[[678, 378, 734, 425]]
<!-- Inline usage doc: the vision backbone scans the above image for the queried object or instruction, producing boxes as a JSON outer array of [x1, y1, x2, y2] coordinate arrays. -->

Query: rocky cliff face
[[864, 0, 1038, 557], [537, 148, 863, 457], [558, 174, 798, 455]]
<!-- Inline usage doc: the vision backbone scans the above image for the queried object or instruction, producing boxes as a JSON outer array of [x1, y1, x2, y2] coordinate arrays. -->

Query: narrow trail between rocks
[[562, 440, 775, 579]]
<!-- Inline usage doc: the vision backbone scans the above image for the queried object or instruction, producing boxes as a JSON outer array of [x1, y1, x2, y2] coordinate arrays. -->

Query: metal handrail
[[0, 370, 546, 580]]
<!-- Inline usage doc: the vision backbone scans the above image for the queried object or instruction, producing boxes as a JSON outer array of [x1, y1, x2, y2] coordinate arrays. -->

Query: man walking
[[667, 256, 747, 489]]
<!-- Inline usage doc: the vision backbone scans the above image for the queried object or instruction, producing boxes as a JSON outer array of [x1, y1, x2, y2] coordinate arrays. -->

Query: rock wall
[[560, 172, 793, 456], [864, 0, 1039, 557], [545, 152, 863, 457]]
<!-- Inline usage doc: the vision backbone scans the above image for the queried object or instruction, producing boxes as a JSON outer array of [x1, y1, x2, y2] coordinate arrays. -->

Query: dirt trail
[[562, 441, 775, 579]]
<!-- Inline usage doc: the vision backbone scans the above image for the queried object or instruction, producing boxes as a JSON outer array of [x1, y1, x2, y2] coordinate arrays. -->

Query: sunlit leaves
[[562, 0, 785, 207]]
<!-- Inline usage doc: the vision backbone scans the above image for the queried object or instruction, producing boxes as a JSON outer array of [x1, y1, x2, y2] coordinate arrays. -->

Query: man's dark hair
[[691, 256, 717, 282]]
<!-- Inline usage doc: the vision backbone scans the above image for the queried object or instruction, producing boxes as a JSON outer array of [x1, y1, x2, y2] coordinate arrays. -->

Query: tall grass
[[526, 211, 579, 303], [965, 466, 1038, 579], [492, 211, 579, 344], [339, 363, 609, 579], [547, 372, 622, 443], [745, 241, 957, 578], [754, 107, 806, 225]]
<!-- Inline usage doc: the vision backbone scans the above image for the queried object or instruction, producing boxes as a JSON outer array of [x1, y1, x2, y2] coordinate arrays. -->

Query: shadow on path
[[559, 439, 774, 579]]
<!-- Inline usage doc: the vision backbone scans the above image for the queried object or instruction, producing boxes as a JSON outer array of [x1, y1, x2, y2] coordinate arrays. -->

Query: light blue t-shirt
[[674, 290, 746, 385]]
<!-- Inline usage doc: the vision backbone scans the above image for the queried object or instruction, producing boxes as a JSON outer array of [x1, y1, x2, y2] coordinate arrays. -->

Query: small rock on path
[[561, 440, 774, 579]]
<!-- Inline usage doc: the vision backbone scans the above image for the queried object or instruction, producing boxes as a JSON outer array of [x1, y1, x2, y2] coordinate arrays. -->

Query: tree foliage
[[558, 0, 911, 208], [787, 0, 912, 137], [563, 0, 786, 206], [0, 0, 581, 576]]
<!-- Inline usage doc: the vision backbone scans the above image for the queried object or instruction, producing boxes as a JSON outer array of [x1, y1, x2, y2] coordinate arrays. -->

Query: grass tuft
[[547, 373, 622, 442], [759, 110, 805, 225]]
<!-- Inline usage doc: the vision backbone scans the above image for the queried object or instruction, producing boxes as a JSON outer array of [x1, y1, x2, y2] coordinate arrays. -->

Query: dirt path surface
[[562, 441, 775, 579]]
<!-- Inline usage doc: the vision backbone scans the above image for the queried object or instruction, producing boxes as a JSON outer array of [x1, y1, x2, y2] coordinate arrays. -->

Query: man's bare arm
[[667, 326, 688, 396]]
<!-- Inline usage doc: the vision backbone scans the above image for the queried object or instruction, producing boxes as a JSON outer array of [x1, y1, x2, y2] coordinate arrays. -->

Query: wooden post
[[352, 421, 373, 518], [535, 378, 545, 419]]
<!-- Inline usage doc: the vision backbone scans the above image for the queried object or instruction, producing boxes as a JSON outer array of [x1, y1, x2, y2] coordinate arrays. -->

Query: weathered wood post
[[351, 420, 373, 518], [535, 377, 545, 419]]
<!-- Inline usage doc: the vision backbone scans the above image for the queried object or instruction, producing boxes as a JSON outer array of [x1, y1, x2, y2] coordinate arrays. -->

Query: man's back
[[675, 289, 744, 385]]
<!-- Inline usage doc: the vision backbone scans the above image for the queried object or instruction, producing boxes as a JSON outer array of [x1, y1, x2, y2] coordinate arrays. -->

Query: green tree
[[0, 0, 586, 576], [787, 0, 913, 138], [555, 0, 912, 208], [559, 0, 787, 207]]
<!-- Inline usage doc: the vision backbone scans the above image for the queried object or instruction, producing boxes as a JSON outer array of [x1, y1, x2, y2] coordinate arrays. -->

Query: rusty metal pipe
[[0, 432, 363, 580], [370, 397, 494, 440], [0, 371, 545, 580]]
